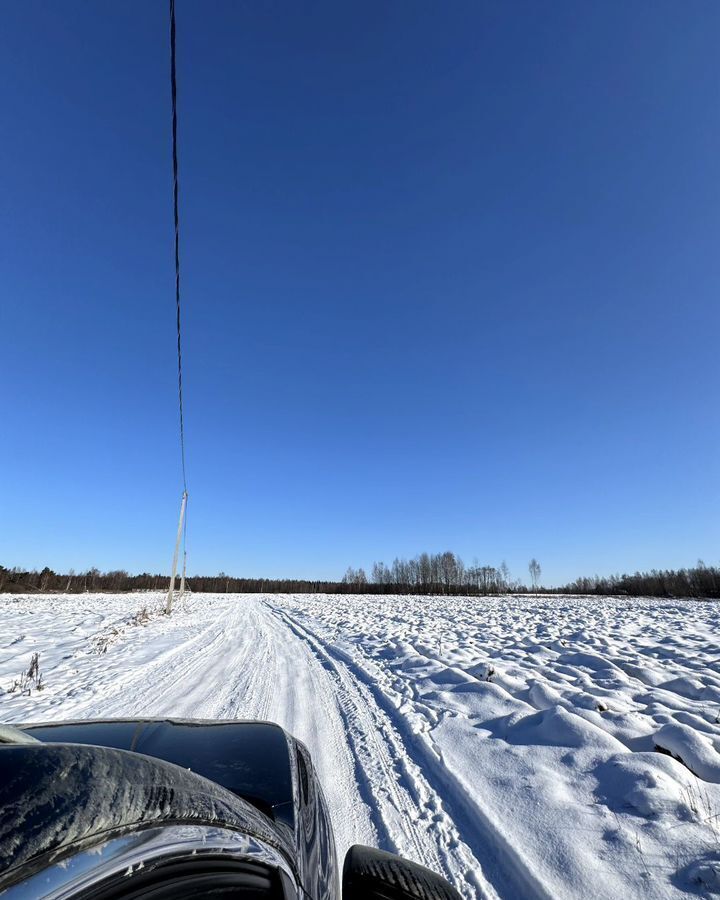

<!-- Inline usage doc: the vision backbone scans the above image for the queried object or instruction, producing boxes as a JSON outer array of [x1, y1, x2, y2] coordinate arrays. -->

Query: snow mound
[[507, 704, 627, 753], [655, 722, 720, 783], [527, 679, 564, 709], [595, 751, 698, 819], [660, 676, 707, 700]]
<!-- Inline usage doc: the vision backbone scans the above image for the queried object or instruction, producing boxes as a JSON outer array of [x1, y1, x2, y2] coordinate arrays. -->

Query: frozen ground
[[1, 592, 720, 898]]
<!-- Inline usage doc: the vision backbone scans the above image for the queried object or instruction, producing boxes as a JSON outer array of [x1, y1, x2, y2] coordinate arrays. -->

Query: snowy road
[[0, 594, 492, 897], [2, 592, 720, 898]]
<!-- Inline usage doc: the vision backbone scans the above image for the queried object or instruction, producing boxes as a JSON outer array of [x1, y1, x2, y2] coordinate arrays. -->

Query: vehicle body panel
[[23, 719, 294, 826], [21, 718, 338, 900]]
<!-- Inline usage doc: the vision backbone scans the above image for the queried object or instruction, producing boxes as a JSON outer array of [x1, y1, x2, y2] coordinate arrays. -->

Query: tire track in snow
[[149, 599, 276, 722], [241, 601, 380, 857], [266, 603, 429, 868], [266, 600, 496, 900]]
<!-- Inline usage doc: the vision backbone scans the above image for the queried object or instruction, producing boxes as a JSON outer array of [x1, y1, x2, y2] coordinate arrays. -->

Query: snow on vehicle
[[0, 718, 461, 899]]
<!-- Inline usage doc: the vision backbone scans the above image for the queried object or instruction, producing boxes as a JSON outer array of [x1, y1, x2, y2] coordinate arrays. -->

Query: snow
[[2, 592, 720, 899], [655, 723, 720, 783]]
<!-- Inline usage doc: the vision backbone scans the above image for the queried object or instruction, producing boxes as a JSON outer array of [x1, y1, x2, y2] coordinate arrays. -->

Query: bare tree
[[343, 566, 368, 586], [528, 558, 541, 593], [439, 551, 458, 593], [500, 561, 511, 591]]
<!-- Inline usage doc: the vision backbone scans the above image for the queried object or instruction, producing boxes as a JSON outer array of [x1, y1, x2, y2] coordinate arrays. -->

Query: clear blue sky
[[2, 1, 718, 586]]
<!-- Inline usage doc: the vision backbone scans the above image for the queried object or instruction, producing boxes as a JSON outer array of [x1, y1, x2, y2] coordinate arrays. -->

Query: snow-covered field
[[1, 592, 719, 898]]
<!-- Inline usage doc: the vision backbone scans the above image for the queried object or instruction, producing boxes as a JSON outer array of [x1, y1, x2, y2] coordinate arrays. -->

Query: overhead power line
[[169, 0, 187, 494], [166, 0, 188, 613]]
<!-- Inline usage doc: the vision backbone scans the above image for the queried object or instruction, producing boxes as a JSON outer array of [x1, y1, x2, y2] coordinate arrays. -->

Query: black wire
[[170, 0, 187, 493]]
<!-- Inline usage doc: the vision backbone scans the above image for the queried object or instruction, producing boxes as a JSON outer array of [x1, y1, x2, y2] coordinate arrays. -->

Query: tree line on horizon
[[343, 553, 718, 598], [341, 551, 519, 594], [1, 557, 718, 599]]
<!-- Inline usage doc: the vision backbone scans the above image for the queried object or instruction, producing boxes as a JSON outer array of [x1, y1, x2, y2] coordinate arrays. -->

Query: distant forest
[[1, 554, 718, 599]]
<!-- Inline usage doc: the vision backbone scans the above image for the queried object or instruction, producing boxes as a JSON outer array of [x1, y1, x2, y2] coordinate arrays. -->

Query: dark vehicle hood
[[22, 719, 295, 827], [0, 741, 297, 893]]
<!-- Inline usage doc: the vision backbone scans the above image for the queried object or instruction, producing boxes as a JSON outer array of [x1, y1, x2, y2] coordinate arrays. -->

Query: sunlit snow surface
[[2, 592, 719, 898]]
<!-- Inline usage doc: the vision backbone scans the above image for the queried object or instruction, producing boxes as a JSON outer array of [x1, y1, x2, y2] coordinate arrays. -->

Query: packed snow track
[[2, 592, 720, 899]]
